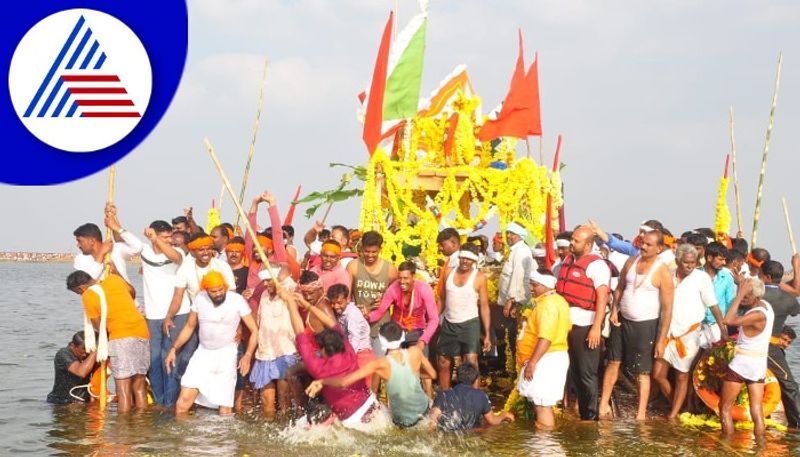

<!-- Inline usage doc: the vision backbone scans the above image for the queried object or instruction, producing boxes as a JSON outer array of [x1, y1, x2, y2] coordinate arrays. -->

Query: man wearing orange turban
[[309, 239, 353, 294]]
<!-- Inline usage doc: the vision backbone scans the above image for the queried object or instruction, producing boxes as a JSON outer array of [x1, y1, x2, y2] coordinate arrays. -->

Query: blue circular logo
[[2, 1, 187, 185]]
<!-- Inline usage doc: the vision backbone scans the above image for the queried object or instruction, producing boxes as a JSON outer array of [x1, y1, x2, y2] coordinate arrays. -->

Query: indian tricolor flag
[[360, 8, 428, 155]]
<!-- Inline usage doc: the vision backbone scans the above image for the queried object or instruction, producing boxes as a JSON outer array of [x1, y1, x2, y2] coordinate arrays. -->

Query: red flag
[[362, 12, 394, 155], [544, 135, 562, 271], [478, 30, 542, 141], [283, 185, 303, 226]]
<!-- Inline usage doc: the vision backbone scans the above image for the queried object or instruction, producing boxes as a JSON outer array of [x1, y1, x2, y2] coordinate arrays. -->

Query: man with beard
[[309, 240, 352, 294], [72, 203, 143, 283], [224, 236, 248, 294], [496, 222, 535, 373], [166, 271, 258, 415], [210, 224, 232, 262], [700, 242, 734, 347]]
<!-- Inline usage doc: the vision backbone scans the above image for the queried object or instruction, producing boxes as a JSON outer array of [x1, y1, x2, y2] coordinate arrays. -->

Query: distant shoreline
[[0, 252, 141, 264]]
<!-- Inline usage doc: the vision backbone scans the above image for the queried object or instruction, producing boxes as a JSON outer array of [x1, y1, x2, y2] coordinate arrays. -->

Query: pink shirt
[[367, 279, 440, 344], [310, 263, 352, 294], [245, 205, 287, 289]]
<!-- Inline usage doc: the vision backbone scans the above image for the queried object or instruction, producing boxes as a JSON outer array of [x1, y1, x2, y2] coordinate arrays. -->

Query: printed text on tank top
[[355, 259, 389, 307]]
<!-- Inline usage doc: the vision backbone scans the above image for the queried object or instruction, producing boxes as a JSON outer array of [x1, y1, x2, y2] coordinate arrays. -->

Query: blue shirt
[[605, 236, 639, 257], [705, 268, 736, 324], [433, 383, 492, 431]]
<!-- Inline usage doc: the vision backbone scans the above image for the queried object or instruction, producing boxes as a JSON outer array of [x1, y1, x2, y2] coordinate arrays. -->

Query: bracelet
[[116, 227, 126, 235]]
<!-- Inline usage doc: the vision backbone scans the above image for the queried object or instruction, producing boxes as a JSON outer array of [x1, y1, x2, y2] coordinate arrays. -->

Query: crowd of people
[[46, 191, 800, 436]]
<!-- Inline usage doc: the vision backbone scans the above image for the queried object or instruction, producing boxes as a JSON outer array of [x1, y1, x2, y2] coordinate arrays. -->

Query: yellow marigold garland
[[714, 176, 731, 236]]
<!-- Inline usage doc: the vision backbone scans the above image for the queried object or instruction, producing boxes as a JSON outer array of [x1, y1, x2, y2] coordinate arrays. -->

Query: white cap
[[529, 270, 557, 289], [506, 222, 528, 238], [258, 266, 282, 281], [555, 239, 570, 248], [531, 248, 546, 257]]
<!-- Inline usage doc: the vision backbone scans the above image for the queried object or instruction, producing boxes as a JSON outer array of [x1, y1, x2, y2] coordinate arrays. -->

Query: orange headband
[[225, 227, 234, 239], [200, 271, 228, 291], [187, 236, 213, 251], [225, 242, 245, 253], [321, 240, 341, 254], [256, 235, 273, 250], [663, 235, 675, 248], [747, 252, 764, 268]]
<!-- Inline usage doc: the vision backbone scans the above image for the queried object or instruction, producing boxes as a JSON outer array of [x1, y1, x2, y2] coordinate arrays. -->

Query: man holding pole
[[72, 203, 143, 283]]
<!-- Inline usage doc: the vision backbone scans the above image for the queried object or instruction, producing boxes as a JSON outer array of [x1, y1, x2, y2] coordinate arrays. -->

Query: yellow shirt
[[516, 291, 571, 368], [83, 274, 149, 341]]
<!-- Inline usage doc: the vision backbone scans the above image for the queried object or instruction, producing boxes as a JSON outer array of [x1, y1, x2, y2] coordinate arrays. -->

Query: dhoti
[[663, 325, 702, 373], [181, 343, 238, 409], [517, 351, 569, 407]]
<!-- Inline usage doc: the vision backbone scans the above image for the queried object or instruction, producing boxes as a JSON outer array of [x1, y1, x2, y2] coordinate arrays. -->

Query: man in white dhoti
[[165, 271, 258, 415]]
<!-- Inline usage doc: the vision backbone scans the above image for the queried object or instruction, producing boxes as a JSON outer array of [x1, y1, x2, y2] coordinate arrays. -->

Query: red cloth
[[362, 12, 394, 155]]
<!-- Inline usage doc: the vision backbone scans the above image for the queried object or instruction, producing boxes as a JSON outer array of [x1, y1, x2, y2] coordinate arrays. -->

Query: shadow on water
[[2, 263, 800, 456]]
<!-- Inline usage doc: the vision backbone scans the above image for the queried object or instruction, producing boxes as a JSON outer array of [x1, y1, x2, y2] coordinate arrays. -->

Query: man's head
[[260, 265, 283, 295], [320, 240, 342, 271], [636, 220, 664, 244], [555, 232, 572, 260], [685, 233, 708, 261], [282, 225, 295, 243], [315, 328, 346, 358], [298, 270, 324, 302], [466, 236, 488, 256], [397, 260, 417, 293], [529, 269, 557, 297], [330, 225, 350, 248], [748, 248, 771, 276], [66, 270, 94, 295], [437, 228, 460, 257], [318, 229, 331, 242], [456, 362, 481, 388], [726, 249, 745, 270], [676, 243, 698, 277], [210, 224, 231, 251], [378, 320, 404, 350], [225, 236, 246, 267], [326, 283, 350, 316], [742, 277, 766, 307], [704, 241, 728, 272], [569, 226, 595, 257], [731, 237, 749, 257], [68, 331, 88, 360], [349, 229, 362, 251], [200, 270, 228, 305], [457, 243, 480, 272], [73, 223, 102, 255], [639, 231, 664, 259], [255, 234, 274, 259], [505, 222, 527, 246], [171, 230, 189, 252], [780, 326, 797, 350], [759, 260, 784, 285], [492, 232, 503, 253], [360, 231, 383, 266], [149, 220, 173, 245], [171, 216, 188, 233], [187, 233, 215, 266]]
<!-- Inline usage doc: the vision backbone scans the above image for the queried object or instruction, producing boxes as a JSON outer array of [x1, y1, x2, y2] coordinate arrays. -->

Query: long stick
[[729, 106, 743, 238], [782, 197, 797, 255], [100, 164, 116, 411], [234, 58, 269, 228], [321, 202, 334, 225], [204, 138, 279, 287], [218, 184, 225, 213], [751, 52, 783, 248]]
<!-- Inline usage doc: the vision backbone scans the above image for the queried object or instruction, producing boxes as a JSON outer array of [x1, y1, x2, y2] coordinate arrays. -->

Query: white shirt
[[671, 269, 717, 336], [498, 241, 536, 305], [141, 245, 188, 319], [191, 291, 251, 350], [175, 257, 236, 299], [73, 231, 143, 282], [570, 259, 612, 326]]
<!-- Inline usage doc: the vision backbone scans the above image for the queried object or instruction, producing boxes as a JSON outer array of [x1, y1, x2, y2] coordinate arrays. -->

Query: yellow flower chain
[[714, 176, 731, 236]]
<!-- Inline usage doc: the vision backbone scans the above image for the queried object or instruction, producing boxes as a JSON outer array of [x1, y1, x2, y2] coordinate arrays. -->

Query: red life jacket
[[555, 254, 606, 311]]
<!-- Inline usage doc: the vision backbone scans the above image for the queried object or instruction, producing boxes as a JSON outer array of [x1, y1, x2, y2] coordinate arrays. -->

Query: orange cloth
[[200, 270, 228, 291], [770, 336, 781, 346], [256, 235, 273, 250], [664, 322, 702, 358], [225, 242, 245, 253], [187, 236, 213, 250], [747, 252, 764, 268], [321, 240, 341, 254], [82, 274, 148, 341]]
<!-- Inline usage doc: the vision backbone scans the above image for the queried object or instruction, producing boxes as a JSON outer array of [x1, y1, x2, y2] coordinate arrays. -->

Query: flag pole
[[751, 51, 783, 248], [99, 164, 116, 410], [204, 138, 279, 287], [729, 106, 743, 238], [234, 58, 269, 228], [525, 138, 531, 159], [782, 197, 797, 255]]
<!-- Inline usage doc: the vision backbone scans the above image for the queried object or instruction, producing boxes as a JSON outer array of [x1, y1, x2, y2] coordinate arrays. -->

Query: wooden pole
[[539, 135, 545, 166], [751, 52, 783, 248], [99, 165, 116, 410], [218, 184, 225, 213], [204, 138, 279, 287], [234, 58, 269, 228], [782, 197, 797, 255], [729, 106, 744, 238], [321, 202, 334, 225], [525, 138, 531, 159]]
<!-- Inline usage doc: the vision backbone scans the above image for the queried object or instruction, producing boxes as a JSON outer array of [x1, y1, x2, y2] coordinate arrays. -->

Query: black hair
[[751, 248, 771, 263], [172, 216, 188, 225], [319, 229, 331, 239], [361, 230, 384, 248], [705, 241, 728, 259], [73, 223, 102, 241], [326, 283, 350, 301], [211, 224, 230, 238], [642, 220, 664, 232], [782, 326, 797, 340], [761, 260, 784, 283], [556, 231, 572, 241], [299, 270, 320, 285], [436, 227, 460, 244], [694, 228, 715, 240], [221, 222, 234, 233], [282, 225, 295, 238], [70, 331, 86, 347], [466, 236, 486, 253], [172, 230, 189, 243], [731, 238, 749, 257], [379, 320, 403, 342], [460, 243, 480, 256], [685, 233, 708, 247], [725, 249, 744, 264], [398, 260, 417, 274], [149, 220, 172, 234], [229, 236, 245, 245], [66, 270, 92, 290], [331, 225, 349, 242], [456, 362, 480, 385], [315, 328, 345, 356]]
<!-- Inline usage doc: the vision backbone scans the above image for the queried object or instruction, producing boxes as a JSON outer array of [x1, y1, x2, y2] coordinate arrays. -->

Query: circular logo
[[8, 9, 151, 153]]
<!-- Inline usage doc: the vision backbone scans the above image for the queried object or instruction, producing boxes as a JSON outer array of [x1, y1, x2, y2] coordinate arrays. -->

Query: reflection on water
[[2, 263, 799, 456]]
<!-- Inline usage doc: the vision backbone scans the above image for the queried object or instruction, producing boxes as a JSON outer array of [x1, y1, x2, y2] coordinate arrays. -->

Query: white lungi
[[517, 351, 569, 407], [663, 327, 702, 373], [698, 322, 722, 349], [181, 343, 238, 409]]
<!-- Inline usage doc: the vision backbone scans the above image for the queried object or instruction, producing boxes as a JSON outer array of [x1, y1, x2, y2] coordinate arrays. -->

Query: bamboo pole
[[525, 138, 531, 159], [782, 197, 797, 255], [729, 106, 744, 238], [234, 58, 269, 228], [751, 52, 783, 248], [218, 184, 225, 213], [204, 138, 279, 287], [99, 165, 116, 410], [320, 202, 334, 225], [539, 135, 545, 166]]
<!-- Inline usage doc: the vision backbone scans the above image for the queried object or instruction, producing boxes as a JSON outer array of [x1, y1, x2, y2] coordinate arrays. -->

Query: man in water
[[66, 270, 150, 413], [47, 331, 97, 404], [166, 271, 258, 415], [430, 362, 514, 431]]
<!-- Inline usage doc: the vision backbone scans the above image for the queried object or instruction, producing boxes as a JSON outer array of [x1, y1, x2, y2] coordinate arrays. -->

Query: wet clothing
[[705, 268, 735, 325], [47, 347, 91, 404], [109, 337, 150, 379], [621, 318, 659, 375], [353, 260, 392, 332], [310, 263, 352, 294], [82, 274, 149, 341], [433, 383, 492, 431], [437, 317, 481, 357], [728, 302, 774, 382], [763, 286, 800, 426], [518, 351, 570, 407], [368, 280, 439, 345], [386, 350, 429, 427], [763, 286, 800, 337]]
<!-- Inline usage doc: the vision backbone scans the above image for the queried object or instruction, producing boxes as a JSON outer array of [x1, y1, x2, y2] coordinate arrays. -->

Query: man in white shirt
[[652, 244, 724, 419], [72, 203, 142, 283], [140, 220, 185, 407]]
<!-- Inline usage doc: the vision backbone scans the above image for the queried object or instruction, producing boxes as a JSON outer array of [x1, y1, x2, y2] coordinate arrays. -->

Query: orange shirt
[[83, 274, 148, 341], [516, 291, 571, 368]]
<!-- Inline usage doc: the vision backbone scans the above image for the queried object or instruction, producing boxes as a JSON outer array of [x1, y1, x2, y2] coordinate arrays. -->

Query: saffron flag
[[362, 12, 393, 156], [478, 30, 542, 141]]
